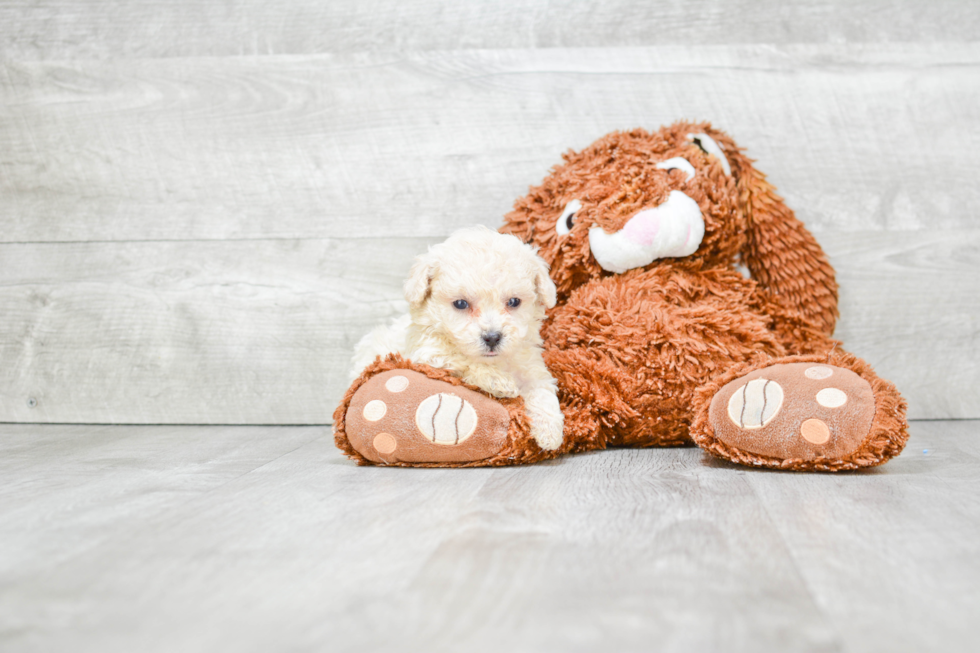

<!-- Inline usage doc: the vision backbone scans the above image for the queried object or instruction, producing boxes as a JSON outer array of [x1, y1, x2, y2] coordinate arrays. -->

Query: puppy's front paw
[[525, 387, 564, 451], [531, 414, 564, 451], [465, 369, 521, 399], [487, 378, 521, 399]]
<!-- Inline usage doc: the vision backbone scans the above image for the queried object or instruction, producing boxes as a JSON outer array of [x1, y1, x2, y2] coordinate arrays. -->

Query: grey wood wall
[[1, 1, 978, 424]]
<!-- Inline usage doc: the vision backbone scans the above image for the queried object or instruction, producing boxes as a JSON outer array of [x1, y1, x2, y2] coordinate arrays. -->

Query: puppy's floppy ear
[[532, 253, 557, 309], [404, 250, 438, 308]]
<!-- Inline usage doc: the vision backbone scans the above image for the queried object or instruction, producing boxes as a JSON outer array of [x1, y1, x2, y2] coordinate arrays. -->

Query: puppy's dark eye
[[453, 299, 469, 310], [507, 297, 521, 308]]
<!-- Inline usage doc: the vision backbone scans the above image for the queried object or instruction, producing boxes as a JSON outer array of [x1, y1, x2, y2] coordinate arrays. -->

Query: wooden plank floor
[[2, 420, 977, 652]]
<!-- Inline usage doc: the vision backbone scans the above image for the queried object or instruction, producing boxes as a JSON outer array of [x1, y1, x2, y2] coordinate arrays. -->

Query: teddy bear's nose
[[622, 209, 661, 246], [588, 190, 705, 274]]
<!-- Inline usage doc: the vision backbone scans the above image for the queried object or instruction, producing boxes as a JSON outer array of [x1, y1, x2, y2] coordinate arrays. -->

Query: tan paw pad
[[709, 362, 876, 461], [800, 419, 830, 444], [805, 366, 834, 380], [344, 370, 511, 464], [415, 393, 478, 445], [385, 375, 410, 393], [362, 400, 387, 421], [816, 387, 847, 408], [727, 378, 783, 429], [373, 432, 397, 454]]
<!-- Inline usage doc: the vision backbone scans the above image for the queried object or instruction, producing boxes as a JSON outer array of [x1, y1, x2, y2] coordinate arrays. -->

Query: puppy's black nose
[[482, 331, 503, 350]]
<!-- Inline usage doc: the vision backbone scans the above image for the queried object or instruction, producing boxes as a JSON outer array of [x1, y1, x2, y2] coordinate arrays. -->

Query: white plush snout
[[588, 190, 705, 274]]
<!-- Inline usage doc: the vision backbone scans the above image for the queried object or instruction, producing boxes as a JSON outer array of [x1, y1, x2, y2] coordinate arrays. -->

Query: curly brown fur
[[499, 120, 906, 467], [502, 122, 746, 303], [501, 121, 839, 345], [720, 140, 839, 335], [543, 266, 788, 448]]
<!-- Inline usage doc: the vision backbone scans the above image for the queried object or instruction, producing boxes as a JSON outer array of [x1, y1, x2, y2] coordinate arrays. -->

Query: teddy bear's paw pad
[[345, 370, 510, 464], [709, 363, 875, 462]]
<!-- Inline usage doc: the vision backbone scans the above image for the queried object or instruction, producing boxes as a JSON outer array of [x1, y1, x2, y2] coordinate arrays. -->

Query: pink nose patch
[[623, 210, 661, 246]]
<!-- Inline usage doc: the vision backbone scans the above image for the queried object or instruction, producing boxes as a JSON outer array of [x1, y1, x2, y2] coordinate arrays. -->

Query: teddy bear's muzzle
[[587, 190, 705, 274]]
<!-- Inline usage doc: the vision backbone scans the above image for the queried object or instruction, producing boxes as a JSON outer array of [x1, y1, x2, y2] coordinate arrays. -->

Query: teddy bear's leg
[[542, 346, 641, 454], [544, 344, 703, 452], [689, 350, 909, 471], [333, 355, 553, 467], [542, 273, 791, 451]]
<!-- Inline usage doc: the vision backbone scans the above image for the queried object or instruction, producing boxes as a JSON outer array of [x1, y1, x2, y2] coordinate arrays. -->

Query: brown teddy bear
[[334, 121, 909, 471]]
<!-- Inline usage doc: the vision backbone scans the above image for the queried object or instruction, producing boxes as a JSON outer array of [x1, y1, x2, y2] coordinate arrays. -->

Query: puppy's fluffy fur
[[351, 225, 564, 450]]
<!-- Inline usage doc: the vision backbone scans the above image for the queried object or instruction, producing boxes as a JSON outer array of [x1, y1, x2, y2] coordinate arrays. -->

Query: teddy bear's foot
[[344, 369, 512, 464], [334, 356, 552, 467], [691, 354, 908, 471]]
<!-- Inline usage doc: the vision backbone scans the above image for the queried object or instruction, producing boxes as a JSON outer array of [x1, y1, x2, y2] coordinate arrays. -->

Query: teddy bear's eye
[[656, 157, 696, 182], [686, 133, 732, 177], [556, 199, 582, 236]]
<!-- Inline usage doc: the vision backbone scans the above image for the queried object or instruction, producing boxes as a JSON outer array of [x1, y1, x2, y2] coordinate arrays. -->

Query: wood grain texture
[[825, 230, 980, 420], [0, 230, 975, 424], [2, 45, 979, 243], [0, 0, 976, 60], [0, 420, 976, 652], [0, 237, 429, 424], [743, 420, 980, 653]]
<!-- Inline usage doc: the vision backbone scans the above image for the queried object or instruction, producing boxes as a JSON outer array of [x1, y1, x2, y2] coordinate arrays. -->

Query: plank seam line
[[0, 418, 971, 426], [3, 229, 977, 247], [0, 421, 335, 427], [740, 473, 846, 647], [0, 236, 440, 246], [211, 431, 330, 487]]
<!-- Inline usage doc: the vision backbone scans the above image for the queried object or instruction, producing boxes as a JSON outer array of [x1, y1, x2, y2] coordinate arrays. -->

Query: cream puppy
[[350, 225, 564, 451]]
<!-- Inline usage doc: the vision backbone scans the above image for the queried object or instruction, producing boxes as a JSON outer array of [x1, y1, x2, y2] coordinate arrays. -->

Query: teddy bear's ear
[[701, 127, 839, 336], [499, 211, 534, 244], [500, 189, 551, 245], [403, 251, 437, 308]]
